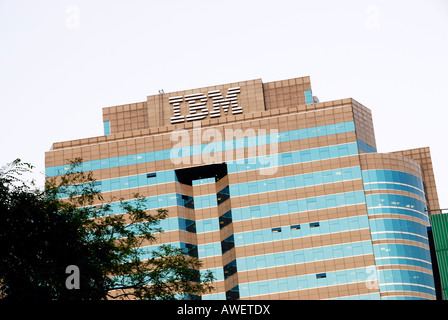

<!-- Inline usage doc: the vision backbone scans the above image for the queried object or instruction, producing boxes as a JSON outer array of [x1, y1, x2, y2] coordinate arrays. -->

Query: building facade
[[429, 212, 448, 299], [45, 76, 441, 300]]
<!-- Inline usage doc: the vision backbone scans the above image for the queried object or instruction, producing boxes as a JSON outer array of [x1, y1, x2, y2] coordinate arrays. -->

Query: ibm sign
[[169, 87, 242, 124]]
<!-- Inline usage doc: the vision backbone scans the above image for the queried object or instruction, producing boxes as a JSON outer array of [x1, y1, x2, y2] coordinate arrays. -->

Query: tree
[[0, 158, 214, 300]]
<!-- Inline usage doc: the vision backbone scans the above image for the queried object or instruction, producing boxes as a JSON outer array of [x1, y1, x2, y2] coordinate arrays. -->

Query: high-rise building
[[45, 76, 441, 300]]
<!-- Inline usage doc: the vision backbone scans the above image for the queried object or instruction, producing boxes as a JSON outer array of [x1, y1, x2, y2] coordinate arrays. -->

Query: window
[[290, 224, 301, 231], [226, 285, 240, 300], [310, 222, 320, 228], [217, 186, 230, 205], [224, 260, 237, 279], [185, 243, 198, 258], [221, 235, 235, 254], [185, 219, 196, 233], [316, 273, 327, 279], [93, 181, 102, 186], [146, 172, 156, 178], [103, 121, 111, 136], [179, 194, 194, 209], [271, 227, 282, 233], [219, 210, 232, 229]]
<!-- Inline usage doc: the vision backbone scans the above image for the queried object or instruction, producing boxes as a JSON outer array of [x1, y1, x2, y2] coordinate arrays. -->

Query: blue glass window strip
[[57, 142, 360, 201], [201, 292, 227, 300], [235, 240, 373, 273], [365, 194, 429, 223], [103, 121, 111, 136], [364, 183, 425, 199], [304, 90, 313, 105], [380, 295, 427, 300], [148, 217, 206, 234], [229, 166, 362, 197], [232, 190, 366, 223], [378, 270, 435, 295], [136, 241, 185, 260], [187, 166, 363, 210], [140, 216, 373, 261], [199, 267, 224, 282], [374, 257, 433, 271], [367, 207, 430, 224], [46, 121, 356, 177], [371, 232, 429, 245], [369, 218, 429, 242], [226, 142, 359, 174], [95, 194, 179, 216], [197, 242, 222, 259], [329, 293, 381, 300], [372, 243, 432, 266], [234, 215, 370, 247], [195, 218, 220, 234], [80, 188, 367, 221], [362, 170, 424, 192], [238, 266, 372, 298]]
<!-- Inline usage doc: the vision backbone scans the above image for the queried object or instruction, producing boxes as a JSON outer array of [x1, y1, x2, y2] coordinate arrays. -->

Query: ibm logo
[[169, 87, 242, 124]]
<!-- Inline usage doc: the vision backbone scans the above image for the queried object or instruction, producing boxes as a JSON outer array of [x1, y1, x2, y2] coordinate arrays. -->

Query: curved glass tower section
[[361, 153, 436, 299]]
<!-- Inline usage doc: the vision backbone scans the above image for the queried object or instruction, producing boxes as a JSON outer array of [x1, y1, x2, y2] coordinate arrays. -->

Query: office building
[[45, 76, 441, 299]]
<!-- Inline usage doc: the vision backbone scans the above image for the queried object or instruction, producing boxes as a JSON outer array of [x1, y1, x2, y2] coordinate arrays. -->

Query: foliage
[[0, 158, 214, 300]]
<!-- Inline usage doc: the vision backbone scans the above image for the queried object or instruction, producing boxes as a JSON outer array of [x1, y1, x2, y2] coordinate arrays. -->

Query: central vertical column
[[175, 163, 237, 299]]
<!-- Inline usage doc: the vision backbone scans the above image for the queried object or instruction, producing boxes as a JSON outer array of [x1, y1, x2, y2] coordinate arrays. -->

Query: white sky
[[1, 0, 447, 209]]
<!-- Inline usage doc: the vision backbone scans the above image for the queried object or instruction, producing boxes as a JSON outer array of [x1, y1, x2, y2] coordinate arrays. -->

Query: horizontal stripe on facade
[[362, 169, 424, 191], [46, 120, 356, 177], [64, 153, 362, 217], [374, 254, 432, 266], [364, 190, 427, 208], [370, 231, 429, 246], [379, 290, 435, 300], [378, 282, 436, 298], [233, 216, 371, 247], [56, 140, 360, 201], [364, 184, 425, 201], [367, 213, 428, 230], [366, 207, 429, 225], [235, 242, 375, 274], [372, 239, 430, 251], [48, 132, 359, 192], [228, 166, 362, 198], [233, 229, 373, 262], [231, 189, 366, 223], [376, 264, 433, 275], [77, 185, 366, 228], [236, 266, 377, 299], [232, 282, 380, 300], [139, 227, 374, 268], [372, 244, 432, 274], [195, 228, 373, 261], [47, 104, 355, 158], [205, 253, 375, 294]]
